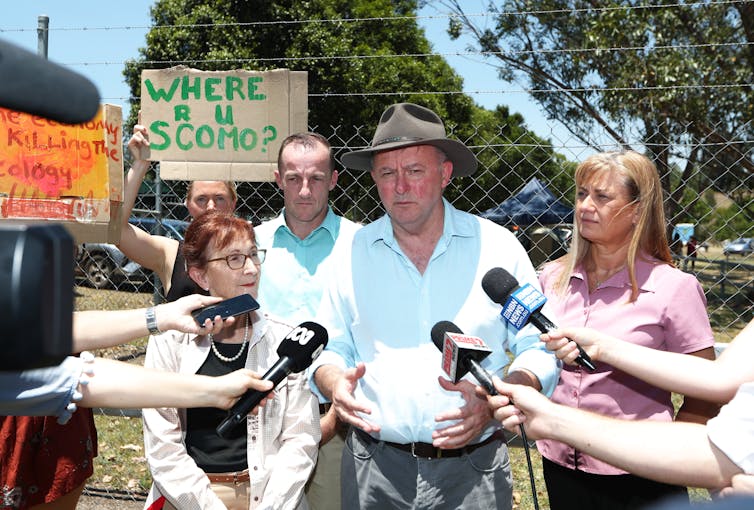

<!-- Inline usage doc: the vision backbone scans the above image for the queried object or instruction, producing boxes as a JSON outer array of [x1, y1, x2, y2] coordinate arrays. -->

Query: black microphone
[[216, 321, 328, 438], [431, 321, 498, 396], [0, 39, 100, 124], [481, 267, 597, 372]]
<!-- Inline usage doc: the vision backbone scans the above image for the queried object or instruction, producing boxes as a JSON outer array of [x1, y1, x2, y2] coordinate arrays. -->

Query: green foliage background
[[122, 0, 569, 222]]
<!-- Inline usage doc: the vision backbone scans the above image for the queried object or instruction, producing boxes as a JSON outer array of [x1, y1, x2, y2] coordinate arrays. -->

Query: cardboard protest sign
[[0, 104, 123, 243], [140, 67, 308, 182]]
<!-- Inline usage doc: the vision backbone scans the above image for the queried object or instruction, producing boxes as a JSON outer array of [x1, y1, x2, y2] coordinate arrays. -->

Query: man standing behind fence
[[255, 132, 360, 510], [309, 102, 560, 509]]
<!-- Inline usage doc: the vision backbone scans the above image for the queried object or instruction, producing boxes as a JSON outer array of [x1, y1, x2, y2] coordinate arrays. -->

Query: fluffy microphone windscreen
[[0, 39, 100, 124], [430, 320, 461, 351], [481, 267, 520, 304]]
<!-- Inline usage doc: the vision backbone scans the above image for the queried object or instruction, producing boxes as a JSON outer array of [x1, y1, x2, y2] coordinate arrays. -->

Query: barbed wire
[[309, 82, 754, 95], [92, 71, 752, 95], [4, 1, 748, 98], [0, 0, 744, 33], [58, 36, 751, 68]]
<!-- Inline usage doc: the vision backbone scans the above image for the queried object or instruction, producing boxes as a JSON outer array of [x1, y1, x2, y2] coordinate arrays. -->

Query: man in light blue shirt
[[256, 206, 358, 324], [309, 103, 561, 510], [255, 132, 359, 510]]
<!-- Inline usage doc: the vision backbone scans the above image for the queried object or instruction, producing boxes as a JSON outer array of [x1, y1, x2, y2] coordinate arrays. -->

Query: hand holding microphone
[[216, 321, 328, 438], [540, 327, 607, 367], [481, 267, 597, 372]]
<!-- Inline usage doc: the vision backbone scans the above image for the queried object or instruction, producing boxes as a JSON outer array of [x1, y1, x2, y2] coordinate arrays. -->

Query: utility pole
[[37, 15, 49, 59]]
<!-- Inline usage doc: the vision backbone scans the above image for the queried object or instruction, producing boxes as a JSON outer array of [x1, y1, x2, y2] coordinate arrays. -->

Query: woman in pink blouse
[[537, 151, 718, 509]]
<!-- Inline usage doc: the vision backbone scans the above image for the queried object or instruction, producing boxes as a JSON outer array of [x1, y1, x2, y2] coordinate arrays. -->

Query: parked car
[[75, 217, 189, 290], [722, 237, 754, 256]]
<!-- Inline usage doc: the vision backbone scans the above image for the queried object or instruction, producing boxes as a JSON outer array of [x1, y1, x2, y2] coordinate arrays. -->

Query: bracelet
[[145, 306, 161, 334]]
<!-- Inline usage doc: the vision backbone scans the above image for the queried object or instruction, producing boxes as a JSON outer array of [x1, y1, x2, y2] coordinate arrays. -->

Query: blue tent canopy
[[480, 178, 573, 226]]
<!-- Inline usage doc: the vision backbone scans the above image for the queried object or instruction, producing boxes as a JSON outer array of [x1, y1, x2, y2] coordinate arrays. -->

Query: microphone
[[0, 39, 100, 124], [481, 267, 597, 372], [216, 321, 328, 438], [430, 319, 540, 503], [430, 321, 498, 396]]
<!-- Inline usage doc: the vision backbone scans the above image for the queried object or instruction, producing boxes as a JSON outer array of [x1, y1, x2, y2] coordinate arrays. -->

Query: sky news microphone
[[481, 267, 597, 372], [431, 320, 498, 396], [216, 321, 328, 438]]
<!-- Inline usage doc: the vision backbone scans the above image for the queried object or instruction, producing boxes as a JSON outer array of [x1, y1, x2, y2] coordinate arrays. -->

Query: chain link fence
[[74, 121, 752, 502], [75, 121, 753, 334]]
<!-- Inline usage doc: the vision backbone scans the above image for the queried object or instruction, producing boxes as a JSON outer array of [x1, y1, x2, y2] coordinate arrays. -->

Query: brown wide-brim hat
[[340, 103, 478, 178]]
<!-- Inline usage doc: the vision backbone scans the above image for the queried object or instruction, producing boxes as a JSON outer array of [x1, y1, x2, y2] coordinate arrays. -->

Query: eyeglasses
[[207, 249, 267, 269]]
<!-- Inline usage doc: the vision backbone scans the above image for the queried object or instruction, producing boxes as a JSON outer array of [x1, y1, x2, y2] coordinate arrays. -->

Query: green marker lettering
[[247, 77, 266, 101], [144, 78, 181, 102], [215, 105, 234, 125], [205, 78, 222, 101], [174, 105, 191, 122], [196, 125, 214, 148], [217, 127, 239, 150], [226, 76, 244, 100], [181, 76, 202, 100], [240, 128, 257, 150], [176, 124, 194, 150], [150, 121, 171, 150]]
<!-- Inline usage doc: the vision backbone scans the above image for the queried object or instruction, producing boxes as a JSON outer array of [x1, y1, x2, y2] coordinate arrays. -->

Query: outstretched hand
[[331, 362, 380, 434]]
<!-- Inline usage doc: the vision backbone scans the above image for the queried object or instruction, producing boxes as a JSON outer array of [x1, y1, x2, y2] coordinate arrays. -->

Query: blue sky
[[1, 1, 570, 149]]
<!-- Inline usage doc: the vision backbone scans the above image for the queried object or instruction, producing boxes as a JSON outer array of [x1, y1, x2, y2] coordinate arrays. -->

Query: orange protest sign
[[0, 104, 123, 242]]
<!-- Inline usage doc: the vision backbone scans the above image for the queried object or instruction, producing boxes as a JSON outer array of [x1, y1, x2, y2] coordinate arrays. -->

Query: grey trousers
[[341, 428, 513, 510]]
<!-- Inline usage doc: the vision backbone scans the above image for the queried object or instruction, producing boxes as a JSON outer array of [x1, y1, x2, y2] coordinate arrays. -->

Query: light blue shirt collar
[[268, 207, 339, 243], [368, 198, 476, 258]]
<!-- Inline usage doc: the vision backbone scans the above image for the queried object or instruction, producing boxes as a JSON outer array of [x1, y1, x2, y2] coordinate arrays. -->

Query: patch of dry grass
[[75, 286, 153, 359]]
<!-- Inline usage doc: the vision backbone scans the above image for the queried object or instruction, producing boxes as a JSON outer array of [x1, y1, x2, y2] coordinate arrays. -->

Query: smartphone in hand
[[192, 294, 260, 325]]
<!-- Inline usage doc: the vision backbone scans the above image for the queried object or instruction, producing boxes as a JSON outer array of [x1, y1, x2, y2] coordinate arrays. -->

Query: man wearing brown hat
[[308, 103, 560, 509]]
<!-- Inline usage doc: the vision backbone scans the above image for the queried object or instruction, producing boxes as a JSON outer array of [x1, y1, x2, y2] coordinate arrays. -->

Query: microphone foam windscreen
[[276, 321, 329, 372], [0, 39, 100, 124], [481, 267, 520, 304], [430, 320, 462, 350]]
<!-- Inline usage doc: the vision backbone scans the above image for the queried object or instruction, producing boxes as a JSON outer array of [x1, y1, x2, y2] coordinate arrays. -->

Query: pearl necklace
[[209, 314, 249, 363]]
